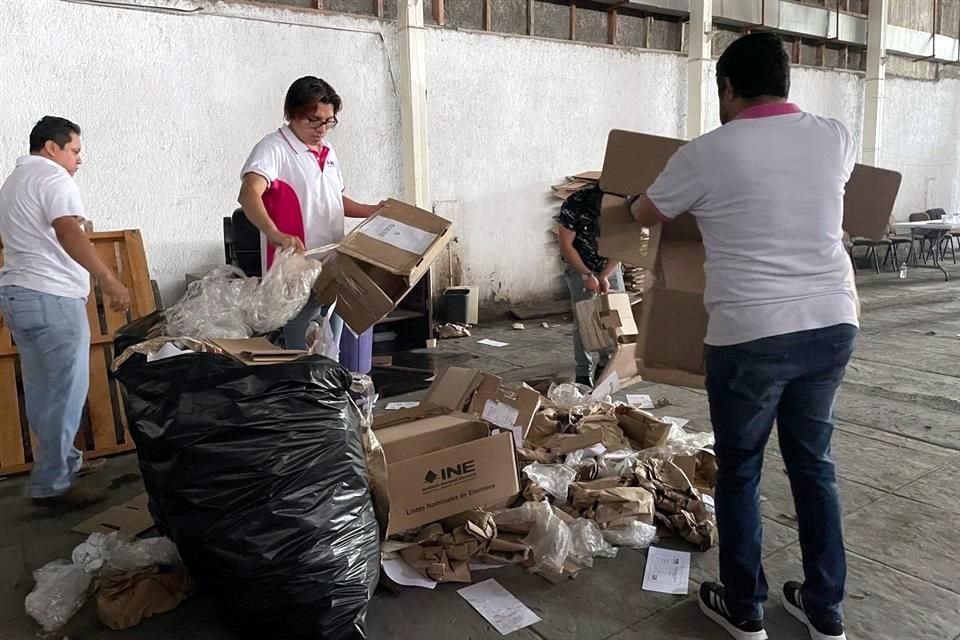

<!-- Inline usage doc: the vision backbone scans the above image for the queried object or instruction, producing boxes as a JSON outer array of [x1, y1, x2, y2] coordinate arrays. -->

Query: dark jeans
[[705, 323, 858, 621]]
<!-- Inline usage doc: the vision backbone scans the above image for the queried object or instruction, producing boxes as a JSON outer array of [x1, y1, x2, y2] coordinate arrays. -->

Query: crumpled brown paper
[[96, 565, 192, 630], [635, 459, 718, 550], [397, 512, 507, 583]]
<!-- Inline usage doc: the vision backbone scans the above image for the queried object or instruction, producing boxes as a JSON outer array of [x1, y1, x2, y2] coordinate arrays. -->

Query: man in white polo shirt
[[0, 116, 130, 507], [629, 33, 856, 640], [238, 76, 383, 350]]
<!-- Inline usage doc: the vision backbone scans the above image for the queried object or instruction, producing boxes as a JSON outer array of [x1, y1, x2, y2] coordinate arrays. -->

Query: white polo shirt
[[241, 126, 345, 271], [646, 102, 860, 347], [0, 156, 89, 299]]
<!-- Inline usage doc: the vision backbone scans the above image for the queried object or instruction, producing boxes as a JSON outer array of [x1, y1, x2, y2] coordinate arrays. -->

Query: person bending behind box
[[0, 116, 130, 507], [629, 33, 858, 640], [556, 184, 624, 387], [239, 76, 383, 349]]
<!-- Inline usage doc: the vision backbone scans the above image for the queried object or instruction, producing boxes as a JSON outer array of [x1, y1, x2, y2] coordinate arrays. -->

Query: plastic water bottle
[[899, 264, 908, 279]]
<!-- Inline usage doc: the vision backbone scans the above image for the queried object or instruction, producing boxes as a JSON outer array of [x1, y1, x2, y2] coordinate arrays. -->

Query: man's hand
[[598, 276, 611, 294], [583, 274, 600, 294], [267, 230, 305, 253], [101, 276, 131, 313]]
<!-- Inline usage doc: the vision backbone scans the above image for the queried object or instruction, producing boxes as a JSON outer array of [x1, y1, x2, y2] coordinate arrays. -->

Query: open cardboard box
[[597, 129, 902, 388], [421, 366, 542, 447], [209, 337, 307, 366], [371, 404, 520, 535], [313, 199, 452, 334]]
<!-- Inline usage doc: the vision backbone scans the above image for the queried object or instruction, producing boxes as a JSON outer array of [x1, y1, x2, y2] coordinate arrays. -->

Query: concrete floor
[[2, 265, 960, 640]]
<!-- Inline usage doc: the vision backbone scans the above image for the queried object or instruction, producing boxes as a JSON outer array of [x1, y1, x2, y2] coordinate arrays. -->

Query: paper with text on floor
[[458, 579, 541, 636], [591, 371, 620, 400], [359, 216, 438, 255], [626, 393, 655, 409], [385, 401, 420, 410], [482, 400, 521, 430], [477, 338, 510, 347], [382, 558, 437, 589], [642, 547, 691, 595]]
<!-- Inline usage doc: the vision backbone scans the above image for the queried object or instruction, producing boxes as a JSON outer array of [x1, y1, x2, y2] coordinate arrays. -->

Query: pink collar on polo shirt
[[733, 102, 802, 120]]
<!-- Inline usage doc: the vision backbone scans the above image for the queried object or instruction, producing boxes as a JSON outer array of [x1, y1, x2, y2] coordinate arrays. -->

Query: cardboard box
[[73, 493, 154, 537], [574, 293, 638, 353], [313, 199, 452, 334], [597, 129, 902, 387], [372, 405, 520, 535]]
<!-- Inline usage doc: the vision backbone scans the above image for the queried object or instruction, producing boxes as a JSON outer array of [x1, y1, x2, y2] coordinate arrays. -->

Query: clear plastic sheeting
[[596, 449, 642, 478], [26, 533, 183, 635], [569, 519, 618, 568], [522, 463, 577, 501], [601, 520, 658, 549], [164, 249, 323, 339], [664, 428, 715, 457], [495, 502, 572, 575], [24, 560, 92, 635], [306, 310, 340, 362], [546, 382, 593, 411]]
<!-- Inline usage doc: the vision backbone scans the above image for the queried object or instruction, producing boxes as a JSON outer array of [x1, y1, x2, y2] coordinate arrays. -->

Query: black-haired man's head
[[716, 32, 791, 124], [30, 116, 83, 176], [284, 76, 342, 149]]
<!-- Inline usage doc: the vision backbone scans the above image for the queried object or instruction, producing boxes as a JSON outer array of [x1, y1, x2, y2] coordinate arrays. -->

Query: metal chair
[[926, 208, 958, 264], [908, 212, 933, 263], [882, 215, 913, 270]]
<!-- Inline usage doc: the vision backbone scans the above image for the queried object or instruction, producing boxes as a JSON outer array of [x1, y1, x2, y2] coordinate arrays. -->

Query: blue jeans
[[282, 298, 344, 351], [0, 285, 90, 498], [705, 323, 857, 622], [563, 264, 625, 380]]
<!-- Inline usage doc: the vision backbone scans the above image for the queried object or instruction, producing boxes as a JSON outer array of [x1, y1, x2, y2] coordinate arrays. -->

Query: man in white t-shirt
[[629, 33, 856, 640], [0, 116, 130, 507], [238, 76, 383, 350]]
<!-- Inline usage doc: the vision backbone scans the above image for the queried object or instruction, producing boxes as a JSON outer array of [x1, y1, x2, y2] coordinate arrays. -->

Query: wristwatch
[[624, 194, 640, 212]]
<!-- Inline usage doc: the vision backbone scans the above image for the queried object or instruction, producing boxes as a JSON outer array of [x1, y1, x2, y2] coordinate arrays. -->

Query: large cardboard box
[[597, 129, 902, 387], [574, 293, 638, 353], [313, 199, 452, 334], [372, 405, 520, 535]]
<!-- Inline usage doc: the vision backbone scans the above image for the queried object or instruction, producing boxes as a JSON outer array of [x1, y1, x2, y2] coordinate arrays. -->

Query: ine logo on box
[[424, 460, 477, 485]]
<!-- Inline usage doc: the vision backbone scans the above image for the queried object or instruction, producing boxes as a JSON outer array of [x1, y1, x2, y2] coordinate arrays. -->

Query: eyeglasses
[[306, 116, 338, 130]]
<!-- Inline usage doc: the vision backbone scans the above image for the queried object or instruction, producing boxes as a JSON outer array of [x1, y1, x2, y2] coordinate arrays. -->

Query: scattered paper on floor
[[385, 401, 420, 410], [382, 558, 438, 589], [626, 394, 655, 409], [477, 339, 510, 347], [458, 579, 541, 635], [661, 416, 690, 429], [641, 547, 690, 595]]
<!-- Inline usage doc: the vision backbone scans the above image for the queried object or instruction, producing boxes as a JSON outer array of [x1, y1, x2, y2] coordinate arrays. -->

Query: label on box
[[482, 400, 520, 430], [359, 216, 438, 255]]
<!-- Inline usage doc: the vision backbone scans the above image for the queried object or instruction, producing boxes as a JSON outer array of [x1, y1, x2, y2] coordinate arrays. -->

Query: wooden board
[[0, 230, 155, 476]]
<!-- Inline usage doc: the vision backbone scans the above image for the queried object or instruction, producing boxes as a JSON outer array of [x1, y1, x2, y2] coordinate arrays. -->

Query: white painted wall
[[0, 0, 957, 308], [881, 76, 960, 219], [424, 29, 686, 303], [0, 0, 402, 304]]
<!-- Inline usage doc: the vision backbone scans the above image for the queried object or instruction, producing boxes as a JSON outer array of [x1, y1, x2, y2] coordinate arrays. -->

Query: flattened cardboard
[[574, 293, 638, 353], [337, 199, 451, 281], [209, 338, 304, 366], [421, 366, 493, 412], [597, 194, 658, 270], [73, 493, 154, 537], [843, 164, 903, 240], [384, 431, 519, 535], [599, 130, 685, 197], [542, 430, 605, 455]]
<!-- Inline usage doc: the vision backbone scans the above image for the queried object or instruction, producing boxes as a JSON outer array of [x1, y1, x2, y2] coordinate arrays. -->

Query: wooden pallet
[[0, 230, 155, 476]]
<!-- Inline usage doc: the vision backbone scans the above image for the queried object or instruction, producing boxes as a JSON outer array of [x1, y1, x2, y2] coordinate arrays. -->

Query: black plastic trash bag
[[114, 349, 379, 640]]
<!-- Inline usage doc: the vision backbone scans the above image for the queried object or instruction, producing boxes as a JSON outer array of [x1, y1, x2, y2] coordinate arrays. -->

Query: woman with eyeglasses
[[238, 76, 382, 349]]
